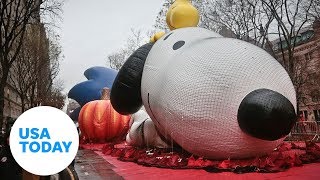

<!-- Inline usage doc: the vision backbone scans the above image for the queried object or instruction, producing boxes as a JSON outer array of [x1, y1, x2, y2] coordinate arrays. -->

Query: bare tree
[[9, 24, 43, 112], [154, 0, 173, 32], [300, 41, 320, 109], [261, 0, 315, 78], [0, 0, 62, 128], [1, 0, 40, 127], [108, 28, 148, 70], [261, 0, 318, 111], [30, 30, 62, 108], [42, 79, 66, 109], [290, 53, 320, 108], [154, 0, 274, 49], [108, 50, 127, 70], [154, 0, 320, 112], [199, 0, 277, 51], [308, 0, 320, 19], [9, 22, 62, 111]]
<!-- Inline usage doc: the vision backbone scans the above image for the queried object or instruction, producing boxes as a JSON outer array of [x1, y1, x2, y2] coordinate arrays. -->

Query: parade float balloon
[[68, 67, 118, 106], [166, 0, 199, 30], [78, 100, 131, 142], [69, 107, 81, 122], [126, 109, 169, 148], [110, 43, 154, 115], [150, 0, 199, 43], [111, 27, 297, 159]]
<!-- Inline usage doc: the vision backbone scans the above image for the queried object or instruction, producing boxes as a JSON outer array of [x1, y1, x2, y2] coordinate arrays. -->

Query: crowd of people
[[0, 117, 78, 180], [0, 118, 22, 179]]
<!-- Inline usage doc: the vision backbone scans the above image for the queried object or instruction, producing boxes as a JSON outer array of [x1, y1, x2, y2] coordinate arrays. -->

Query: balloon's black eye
[[164, 33, 173, 40], [173, 41, 185, 50]]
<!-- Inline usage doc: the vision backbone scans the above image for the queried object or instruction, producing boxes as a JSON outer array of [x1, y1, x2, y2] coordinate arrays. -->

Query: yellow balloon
[[166, 0, 199, 30], [150, 31, 165, 43]]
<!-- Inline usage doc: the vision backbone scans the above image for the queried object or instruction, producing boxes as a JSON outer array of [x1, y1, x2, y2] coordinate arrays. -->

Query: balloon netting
[[80, 141, 320, 173]]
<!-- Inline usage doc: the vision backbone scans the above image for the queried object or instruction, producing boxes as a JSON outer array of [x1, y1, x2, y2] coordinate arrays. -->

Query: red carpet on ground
[[80, 141, 320, 174]]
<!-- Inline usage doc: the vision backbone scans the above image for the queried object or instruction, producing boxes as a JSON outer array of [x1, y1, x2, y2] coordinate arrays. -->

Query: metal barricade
[[289, 121, 319, 141]]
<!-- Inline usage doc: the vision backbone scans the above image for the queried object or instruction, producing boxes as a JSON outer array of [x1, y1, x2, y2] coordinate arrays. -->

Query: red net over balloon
[[80, 141, 320, 173]]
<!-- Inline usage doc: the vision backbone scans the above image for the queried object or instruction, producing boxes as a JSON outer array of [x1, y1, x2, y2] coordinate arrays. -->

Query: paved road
[[75, 148, 320, 180], [75, 149, 123, 180]]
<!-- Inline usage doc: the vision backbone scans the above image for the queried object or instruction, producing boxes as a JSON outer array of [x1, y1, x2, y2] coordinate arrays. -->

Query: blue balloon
[[68, 66, 118, 106], [69, 107, 81, 122]]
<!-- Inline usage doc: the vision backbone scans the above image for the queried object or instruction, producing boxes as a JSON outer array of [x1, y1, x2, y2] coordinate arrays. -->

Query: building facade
[[1, 0, 46, 128], [273, 21, 320, 121], [3, 84, 22, 119]]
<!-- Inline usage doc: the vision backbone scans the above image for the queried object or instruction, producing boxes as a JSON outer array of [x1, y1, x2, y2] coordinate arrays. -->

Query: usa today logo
[[9, 106, 79, 176]]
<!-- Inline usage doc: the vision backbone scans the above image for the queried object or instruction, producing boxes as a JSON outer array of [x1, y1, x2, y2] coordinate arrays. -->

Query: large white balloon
[[126, 109, 169, 148], [141, 27, 296, 159]]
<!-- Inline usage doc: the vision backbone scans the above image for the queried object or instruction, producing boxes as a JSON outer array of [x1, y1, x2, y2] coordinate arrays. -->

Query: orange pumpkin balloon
[[78, 100, 131, 142]]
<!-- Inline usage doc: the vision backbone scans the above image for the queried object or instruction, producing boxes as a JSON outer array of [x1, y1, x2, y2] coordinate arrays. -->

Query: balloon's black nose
[[237, 89, 296, 141]]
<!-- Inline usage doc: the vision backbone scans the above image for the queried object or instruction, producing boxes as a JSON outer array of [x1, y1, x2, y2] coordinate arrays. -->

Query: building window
[[314, 110, 320, 122], [309, 73, 317, 84], [303, 110, 308, 119], [301, 31, 314, 41], [300, 96, 308, 104], [304, 52, 312, 61], [312, 96, 319, 102], [313, 109, 320, 121], [311, 90, 320, 102], [6, 88, 10, 98], [278, 41, 288, 50]]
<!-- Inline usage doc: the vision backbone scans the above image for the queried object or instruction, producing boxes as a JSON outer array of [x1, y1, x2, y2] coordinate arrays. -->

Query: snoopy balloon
[[110, 27, 297, 159]]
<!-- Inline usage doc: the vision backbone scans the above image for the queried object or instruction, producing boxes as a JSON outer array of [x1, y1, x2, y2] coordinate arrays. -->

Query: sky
[[59, 0, 164, 95]]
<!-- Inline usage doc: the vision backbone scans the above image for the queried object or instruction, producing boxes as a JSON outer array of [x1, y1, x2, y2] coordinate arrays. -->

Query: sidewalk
[[75, 149, 123, 180], [75, 148, 320, 180]]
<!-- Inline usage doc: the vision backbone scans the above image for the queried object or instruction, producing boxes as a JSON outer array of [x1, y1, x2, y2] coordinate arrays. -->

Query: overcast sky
[[59, 0, 164, 94]]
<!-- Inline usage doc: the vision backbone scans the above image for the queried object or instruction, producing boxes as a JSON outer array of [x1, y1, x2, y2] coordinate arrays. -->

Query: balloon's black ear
[[110, 43, 154, 115]]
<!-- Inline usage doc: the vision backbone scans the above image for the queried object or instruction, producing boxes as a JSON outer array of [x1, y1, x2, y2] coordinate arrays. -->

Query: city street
[[75, 146, 320, 180]]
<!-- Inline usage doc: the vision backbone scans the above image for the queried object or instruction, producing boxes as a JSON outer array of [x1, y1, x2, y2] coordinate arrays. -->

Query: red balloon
[[79, 100, 130, 142]]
